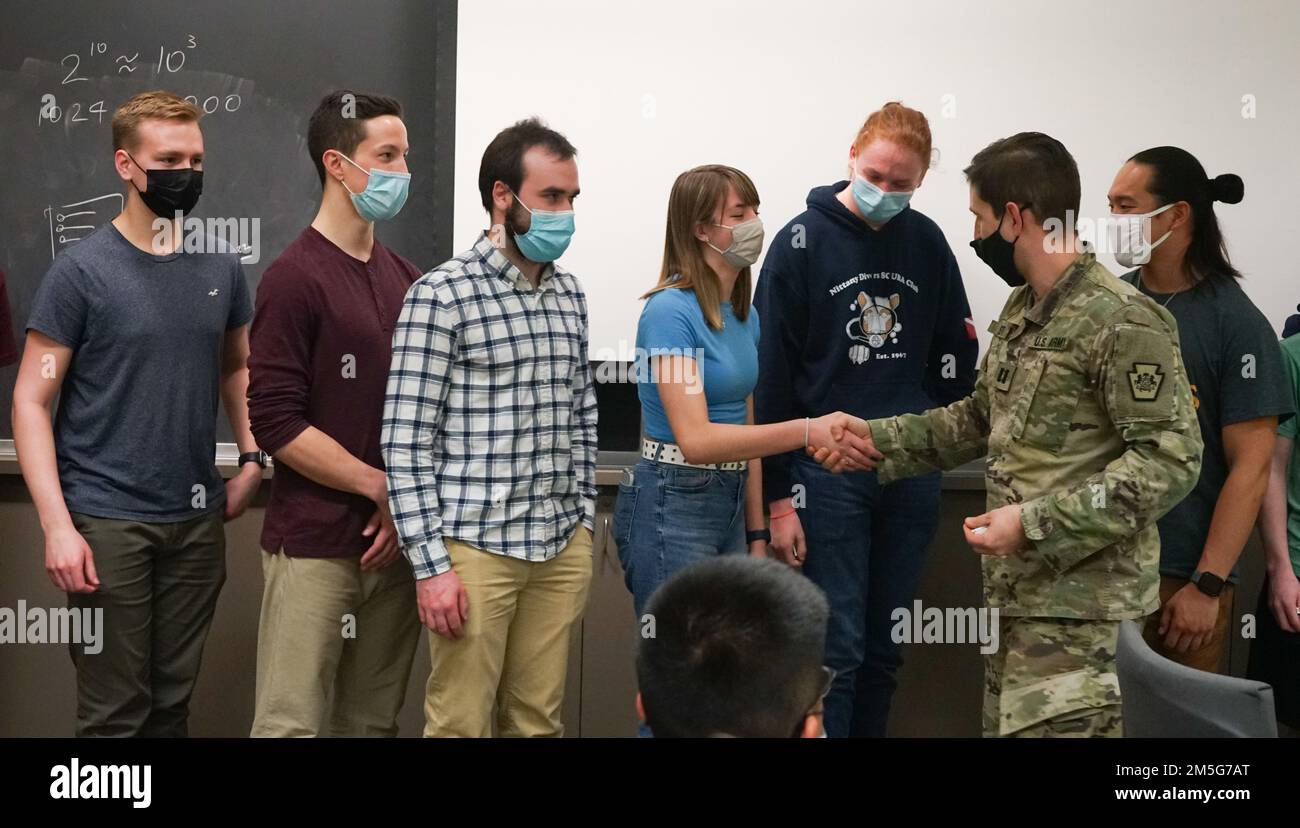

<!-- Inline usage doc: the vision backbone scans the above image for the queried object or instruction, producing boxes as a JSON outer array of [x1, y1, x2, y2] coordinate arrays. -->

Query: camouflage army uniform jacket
[[867, 253, 1203, 620]]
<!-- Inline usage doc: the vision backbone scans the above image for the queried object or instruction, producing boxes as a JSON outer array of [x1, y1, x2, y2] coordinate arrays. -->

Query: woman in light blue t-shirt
[[612, 166, 874, 726]]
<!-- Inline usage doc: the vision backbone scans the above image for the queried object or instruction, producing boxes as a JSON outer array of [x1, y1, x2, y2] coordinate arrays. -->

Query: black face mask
[[126, 153, 203, 218], [970, 210, 1024, 287]]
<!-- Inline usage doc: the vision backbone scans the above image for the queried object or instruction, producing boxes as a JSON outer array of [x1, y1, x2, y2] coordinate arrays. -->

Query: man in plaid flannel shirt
[[382, 118, 596, 737]]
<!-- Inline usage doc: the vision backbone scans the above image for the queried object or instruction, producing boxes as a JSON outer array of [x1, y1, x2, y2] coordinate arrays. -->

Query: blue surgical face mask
[[336, 151, 410, 222], [509, 187, 575, 262], [850, 168, 913, 224]]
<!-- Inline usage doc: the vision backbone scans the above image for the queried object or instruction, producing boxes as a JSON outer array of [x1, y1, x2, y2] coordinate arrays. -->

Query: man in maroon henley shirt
[[247, 91, 422, 736]]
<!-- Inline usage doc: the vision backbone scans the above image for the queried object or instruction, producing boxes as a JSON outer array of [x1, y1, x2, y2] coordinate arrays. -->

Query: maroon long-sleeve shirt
[[248, 226, 421, 558], [0, 269, 18, 366]]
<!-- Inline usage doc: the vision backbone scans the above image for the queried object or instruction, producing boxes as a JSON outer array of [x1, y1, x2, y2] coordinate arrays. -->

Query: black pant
[[1247, 577, 1300, 730], [68, 510, 226, 737]]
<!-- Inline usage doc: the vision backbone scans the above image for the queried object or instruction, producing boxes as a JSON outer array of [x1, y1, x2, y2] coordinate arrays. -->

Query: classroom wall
[[452, 0, 1300, 358]]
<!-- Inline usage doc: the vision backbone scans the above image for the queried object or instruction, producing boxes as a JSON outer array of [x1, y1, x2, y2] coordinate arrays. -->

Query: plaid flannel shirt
[[382, 233, 597, 578]]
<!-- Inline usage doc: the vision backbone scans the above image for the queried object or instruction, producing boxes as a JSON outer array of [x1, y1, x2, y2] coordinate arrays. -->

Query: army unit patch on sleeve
[[1127, 362, 1165, 401]]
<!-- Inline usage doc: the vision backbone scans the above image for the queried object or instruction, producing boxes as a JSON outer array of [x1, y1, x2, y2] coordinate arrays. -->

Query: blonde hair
[[112, 91, 201, 152], [853, 101, 932, 167], [643, 164, 759, 331]]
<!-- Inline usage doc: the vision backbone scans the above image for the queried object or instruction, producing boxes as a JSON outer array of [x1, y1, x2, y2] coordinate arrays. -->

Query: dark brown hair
[[964, 132, 1080, 227], [478, 117, 577, 214], [307, 90, 404, 186]]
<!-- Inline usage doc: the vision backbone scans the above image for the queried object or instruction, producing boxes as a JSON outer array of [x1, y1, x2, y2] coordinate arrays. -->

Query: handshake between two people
[[803, 412, 882, 473], [800, 415, 1027, 559]]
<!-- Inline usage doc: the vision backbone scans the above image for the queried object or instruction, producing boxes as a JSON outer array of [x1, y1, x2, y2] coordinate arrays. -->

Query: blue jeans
[[613, 457, 748, 621], [791, 453, 941, 738], [613, 457, 748, 737]]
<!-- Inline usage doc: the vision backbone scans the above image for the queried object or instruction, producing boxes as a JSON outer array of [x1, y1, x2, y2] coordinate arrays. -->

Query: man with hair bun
[[1108, 146, 1294, 673]]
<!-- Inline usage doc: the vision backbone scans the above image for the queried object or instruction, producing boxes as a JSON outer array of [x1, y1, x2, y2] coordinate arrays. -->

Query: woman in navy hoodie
[[755, 102, 979, 738]]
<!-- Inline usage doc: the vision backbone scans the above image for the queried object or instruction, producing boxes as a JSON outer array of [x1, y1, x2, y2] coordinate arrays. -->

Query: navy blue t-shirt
[[26, 222, 253, 522], [1122, 270, 1294, 582]]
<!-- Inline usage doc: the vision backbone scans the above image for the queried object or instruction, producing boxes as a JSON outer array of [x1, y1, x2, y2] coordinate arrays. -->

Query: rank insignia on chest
[[994, 361, 1016, 391], [1127, 362, 1165, 401]]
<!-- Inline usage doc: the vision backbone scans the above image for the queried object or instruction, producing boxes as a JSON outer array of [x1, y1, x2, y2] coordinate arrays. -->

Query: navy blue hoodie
[[754, 181, 978, 504]]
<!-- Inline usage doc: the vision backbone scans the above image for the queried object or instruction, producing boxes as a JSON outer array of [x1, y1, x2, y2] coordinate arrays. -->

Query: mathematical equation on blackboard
[[36, 36, 243, 127]]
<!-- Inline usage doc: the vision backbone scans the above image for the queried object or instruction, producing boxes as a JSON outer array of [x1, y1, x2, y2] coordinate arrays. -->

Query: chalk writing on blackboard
[[43, 194, 124, 259], [37, 36, 241, 129]]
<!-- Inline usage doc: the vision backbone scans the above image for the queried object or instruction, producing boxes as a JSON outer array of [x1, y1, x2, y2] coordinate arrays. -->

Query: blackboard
[[0, 0, 457, 441]]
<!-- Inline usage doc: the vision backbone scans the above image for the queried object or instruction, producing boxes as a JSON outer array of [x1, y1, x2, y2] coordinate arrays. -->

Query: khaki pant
[[251, 551, 420, 737], [424, 527, 593, 738], [68, 510, 226, 737], [1141, 575, 1235, 674]]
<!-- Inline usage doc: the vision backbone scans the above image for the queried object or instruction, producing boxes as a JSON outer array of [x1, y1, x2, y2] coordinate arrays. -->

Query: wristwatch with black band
[[1190, 569, 1225, 598], [746, 528, 772, 544], [238, 450, 269, 470]]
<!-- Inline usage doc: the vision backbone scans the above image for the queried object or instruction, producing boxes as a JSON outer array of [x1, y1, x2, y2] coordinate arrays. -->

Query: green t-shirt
[[1279, 334, 1300, 578]]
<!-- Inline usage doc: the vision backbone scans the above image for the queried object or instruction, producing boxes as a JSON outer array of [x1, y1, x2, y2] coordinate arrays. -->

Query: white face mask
[[1112, 202, 1175, 268], [706, 216, 765, 268]]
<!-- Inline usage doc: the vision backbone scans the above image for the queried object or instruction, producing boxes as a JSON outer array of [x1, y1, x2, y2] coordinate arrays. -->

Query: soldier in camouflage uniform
[[821, 133, 1203, 736]]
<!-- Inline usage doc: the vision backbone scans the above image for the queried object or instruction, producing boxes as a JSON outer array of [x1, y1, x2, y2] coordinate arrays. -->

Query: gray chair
[[1115, 620, 1277, 737]]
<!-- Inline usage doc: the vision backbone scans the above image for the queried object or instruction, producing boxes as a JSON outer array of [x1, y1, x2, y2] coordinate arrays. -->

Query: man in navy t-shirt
[[1107, 148, 1294, 672], [13, 91, 260, 736]]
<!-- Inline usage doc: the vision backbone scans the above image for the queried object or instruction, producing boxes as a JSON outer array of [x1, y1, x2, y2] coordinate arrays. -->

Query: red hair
[[853, 101, 932, 165]]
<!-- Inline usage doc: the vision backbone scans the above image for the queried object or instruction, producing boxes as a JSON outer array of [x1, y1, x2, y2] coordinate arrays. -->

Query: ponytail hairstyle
[[1128, 146, 1244, 282]]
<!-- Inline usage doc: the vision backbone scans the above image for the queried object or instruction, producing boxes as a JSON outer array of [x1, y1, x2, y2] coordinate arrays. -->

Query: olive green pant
[[251, 550, 420, 737], [68, 510, 226, 738], [983, 615, 1123, 738]]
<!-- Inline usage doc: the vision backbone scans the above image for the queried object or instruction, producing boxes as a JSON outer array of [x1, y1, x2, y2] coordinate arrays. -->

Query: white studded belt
[[641, 438, 746, 471]]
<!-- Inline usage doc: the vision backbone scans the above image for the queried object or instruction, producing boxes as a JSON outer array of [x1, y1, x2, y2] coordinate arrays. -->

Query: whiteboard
[[455, 0, 1300, 358]]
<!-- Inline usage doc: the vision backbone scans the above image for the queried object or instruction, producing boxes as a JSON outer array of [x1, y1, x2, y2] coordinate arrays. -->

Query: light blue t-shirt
[[635, 286, 760, 443]]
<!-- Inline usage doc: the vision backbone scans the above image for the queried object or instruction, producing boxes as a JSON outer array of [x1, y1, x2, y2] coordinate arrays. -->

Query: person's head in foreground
[[635, 556, 832, 738]]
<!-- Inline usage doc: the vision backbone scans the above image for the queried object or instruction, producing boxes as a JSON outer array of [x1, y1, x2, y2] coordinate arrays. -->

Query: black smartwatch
[[1190, 570, 1225, 598], [238, 450, 269, 470], [746, 528, 771, 544]]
